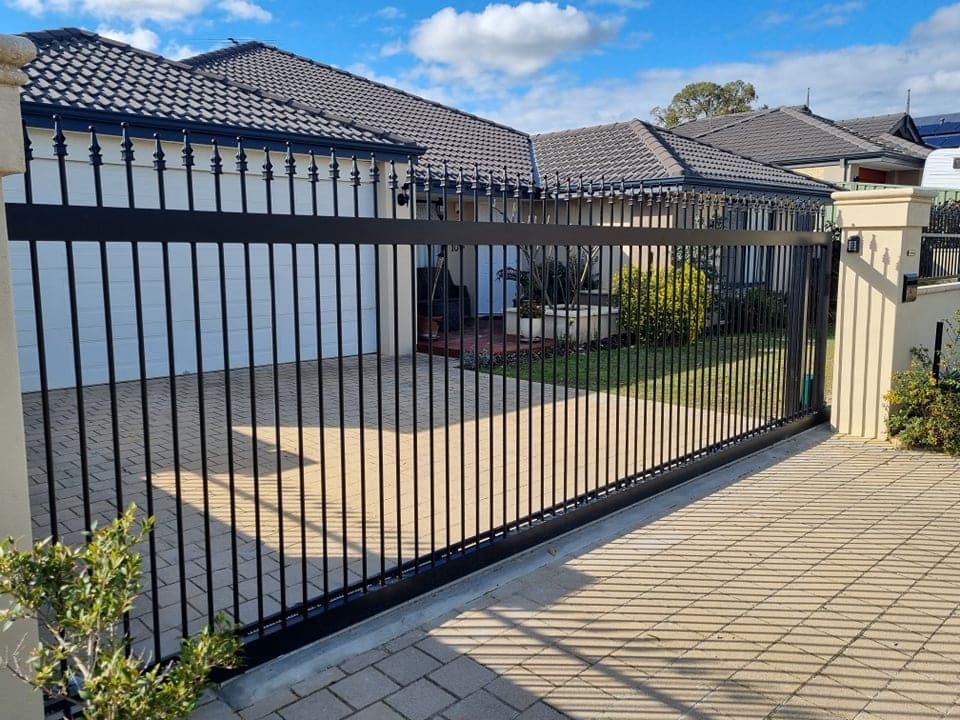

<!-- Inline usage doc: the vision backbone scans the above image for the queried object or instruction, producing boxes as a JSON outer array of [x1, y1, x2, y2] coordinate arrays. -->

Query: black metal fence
[[5, 117, 832, 688], [921, 203, 960, 282]]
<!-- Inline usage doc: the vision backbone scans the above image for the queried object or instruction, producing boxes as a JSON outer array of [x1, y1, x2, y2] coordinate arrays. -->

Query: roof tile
[[184, 42, 534, 179], [533, 120, 834, 195], [20, 28, 407, 150]]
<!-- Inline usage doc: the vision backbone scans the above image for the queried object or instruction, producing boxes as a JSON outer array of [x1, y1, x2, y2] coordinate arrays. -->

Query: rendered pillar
[[830, 188, 937, 438], [0, 32, 42, 720]]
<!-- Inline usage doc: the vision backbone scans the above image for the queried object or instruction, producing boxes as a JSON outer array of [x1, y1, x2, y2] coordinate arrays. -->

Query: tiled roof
[[838, 113, 907, 139], [19, 28, 409, 150], [873, 132, 931, 159], [532, 120, 834, 195], [185, 43, 534, 179], [673, 106, 928, 165]]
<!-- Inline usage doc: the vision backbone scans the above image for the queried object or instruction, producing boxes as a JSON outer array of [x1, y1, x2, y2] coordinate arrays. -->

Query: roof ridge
[[629, 120, 689, 177], [185, 41, 531, 140], [23, 26, 195, 71], [23, 28, 418, 151], [658, 122, 835, 190], [680, 107, 776, 138], [779, 106, 880, 153], [179, 40, 264, 66]]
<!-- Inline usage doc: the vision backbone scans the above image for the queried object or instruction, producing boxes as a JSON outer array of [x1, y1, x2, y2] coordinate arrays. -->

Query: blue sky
[[2, 1, 960, 132]]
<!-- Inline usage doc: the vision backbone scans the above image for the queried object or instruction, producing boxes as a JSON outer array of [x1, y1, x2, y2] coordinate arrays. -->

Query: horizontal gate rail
[[6, 204, 831, 248]]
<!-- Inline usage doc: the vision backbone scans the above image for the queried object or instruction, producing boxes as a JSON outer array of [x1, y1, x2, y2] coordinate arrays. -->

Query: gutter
[[20, 103, 427, 163]]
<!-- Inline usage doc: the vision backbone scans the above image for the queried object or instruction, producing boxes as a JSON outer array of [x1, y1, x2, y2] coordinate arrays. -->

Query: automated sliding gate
[[6, 119, 832, 674]]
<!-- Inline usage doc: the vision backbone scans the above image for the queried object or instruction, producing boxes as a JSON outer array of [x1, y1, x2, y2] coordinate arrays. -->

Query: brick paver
[[23, 353, 748, 658], [194, 430, 960, 718]]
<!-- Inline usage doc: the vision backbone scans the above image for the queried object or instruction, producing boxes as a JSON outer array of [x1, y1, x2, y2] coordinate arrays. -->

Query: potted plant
[[499, 245, 620, 343], [505, 299, 545, 340]]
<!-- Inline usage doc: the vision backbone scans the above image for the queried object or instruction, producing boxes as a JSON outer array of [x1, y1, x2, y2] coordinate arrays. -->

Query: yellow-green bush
[[885, 314, 960, 455], [613, 263, 710, 345]]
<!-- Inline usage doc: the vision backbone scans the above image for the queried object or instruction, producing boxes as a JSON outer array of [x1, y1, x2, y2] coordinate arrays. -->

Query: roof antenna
[[805, 87, 810, 108], [905, 88, 911, 114]]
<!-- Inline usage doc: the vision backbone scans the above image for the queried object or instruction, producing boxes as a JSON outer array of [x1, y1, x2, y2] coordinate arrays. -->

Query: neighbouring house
[[672, 105, 931, 186], [532, 119, 835, 290]]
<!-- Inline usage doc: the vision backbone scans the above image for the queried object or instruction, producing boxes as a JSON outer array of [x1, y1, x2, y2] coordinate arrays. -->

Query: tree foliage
[[0, 505, 241, 720], [651, 80, 758, 128]]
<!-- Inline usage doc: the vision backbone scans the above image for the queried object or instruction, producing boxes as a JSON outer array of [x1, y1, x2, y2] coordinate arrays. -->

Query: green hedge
[[613, 263, 710, 345], [722, 286, 787, 332]]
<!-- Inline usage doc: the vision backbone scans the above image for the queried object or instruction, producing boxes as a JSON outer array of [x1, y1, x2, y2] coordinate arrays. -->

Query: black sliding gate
[[6, 119, 832, 677]]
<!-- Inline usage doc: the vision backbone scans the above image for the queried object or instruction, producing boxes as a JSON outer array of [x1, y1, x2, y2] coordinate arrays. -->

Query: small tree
[[0, 505, 241, 720], [651, 80, 758, 128]]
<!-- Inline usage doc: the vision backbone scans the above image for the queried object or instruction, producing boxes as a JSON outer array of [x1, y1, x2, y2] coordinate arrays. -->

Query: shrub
[[885, 310, 960, 455], [0, 505, 241, 720], [722, 286, 787, 332], [613, 263, 710, 345]]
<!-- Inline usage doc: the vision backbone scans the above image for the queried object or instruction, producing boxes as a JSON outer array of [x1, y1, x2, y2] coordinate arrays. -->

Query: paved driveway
[[23, 354, 749, 659], [196, 428, 960, 719]]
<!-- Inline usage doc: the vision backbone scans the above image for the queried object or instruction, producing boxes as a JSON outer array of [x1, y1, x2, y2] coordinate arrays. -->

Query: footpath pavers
[[195, 428, 960, 719]]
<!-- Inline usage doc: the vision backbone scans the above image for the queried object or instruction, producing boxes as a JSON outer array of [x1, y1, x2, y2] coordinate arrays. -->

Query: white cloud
[[163, 41, 203, 59], [804, 1, 863, 28], [217, 0, 270, 22], [10, 0, 208, 23], [380, 40, 404, 58], [375, 5, 404, 20], [759, 11, 791, 27], [81, 0, 206, 23], [910, 3, 960, 40], [462, 4, 960, 134], [409, 2, 622, 82], [96, 22, 159, 51]]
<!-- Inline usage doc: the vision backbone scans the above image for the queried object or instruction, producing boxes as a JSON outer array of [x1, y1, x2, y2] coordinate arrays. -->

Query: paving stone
[[348, 703, 407, 720], [190, 697, 241, 719], [515, 701, 568, 719], [277, 689, 351, 720], [416, 636, 464, 664], [385, 678, 457, 720], [442, 688, 518, 720], [329, 666, 400, 710], [484, 675, 541, 711], [340, 647, 390, 674], [428, 655, 496, 698], [376, 645, 442, 685], [290, 665, 346, 698], [237, 688, 298, 720]]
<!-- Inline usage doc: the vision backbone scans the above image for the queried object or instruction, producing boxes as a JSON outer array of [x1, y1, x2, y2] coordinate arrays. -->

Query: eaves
[[20, 102, 427, 163]]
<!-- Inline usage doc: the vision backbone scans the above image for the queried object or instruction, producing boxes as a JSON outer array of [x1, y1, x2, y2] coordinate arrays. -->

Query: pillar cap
[[0, 35, 36, 87], [831, 187, 938, 204]]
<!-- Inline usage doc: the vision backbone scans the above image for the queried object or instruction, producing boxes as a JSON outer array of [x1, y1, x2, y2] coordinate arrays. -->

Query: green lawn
[[494, 330, 835, 414]]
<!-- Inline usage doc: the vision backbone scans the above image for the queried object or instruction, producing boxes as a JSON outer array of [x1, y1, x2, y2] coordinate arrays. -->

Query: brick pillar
[[830, 188, 937, 438], [0, 33, 42, 719]]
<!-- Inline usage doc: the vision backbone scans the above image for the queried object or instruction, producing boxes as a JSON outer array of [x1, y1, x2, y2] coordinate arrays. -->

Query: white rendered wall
[[5, 129, 381, 391]]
